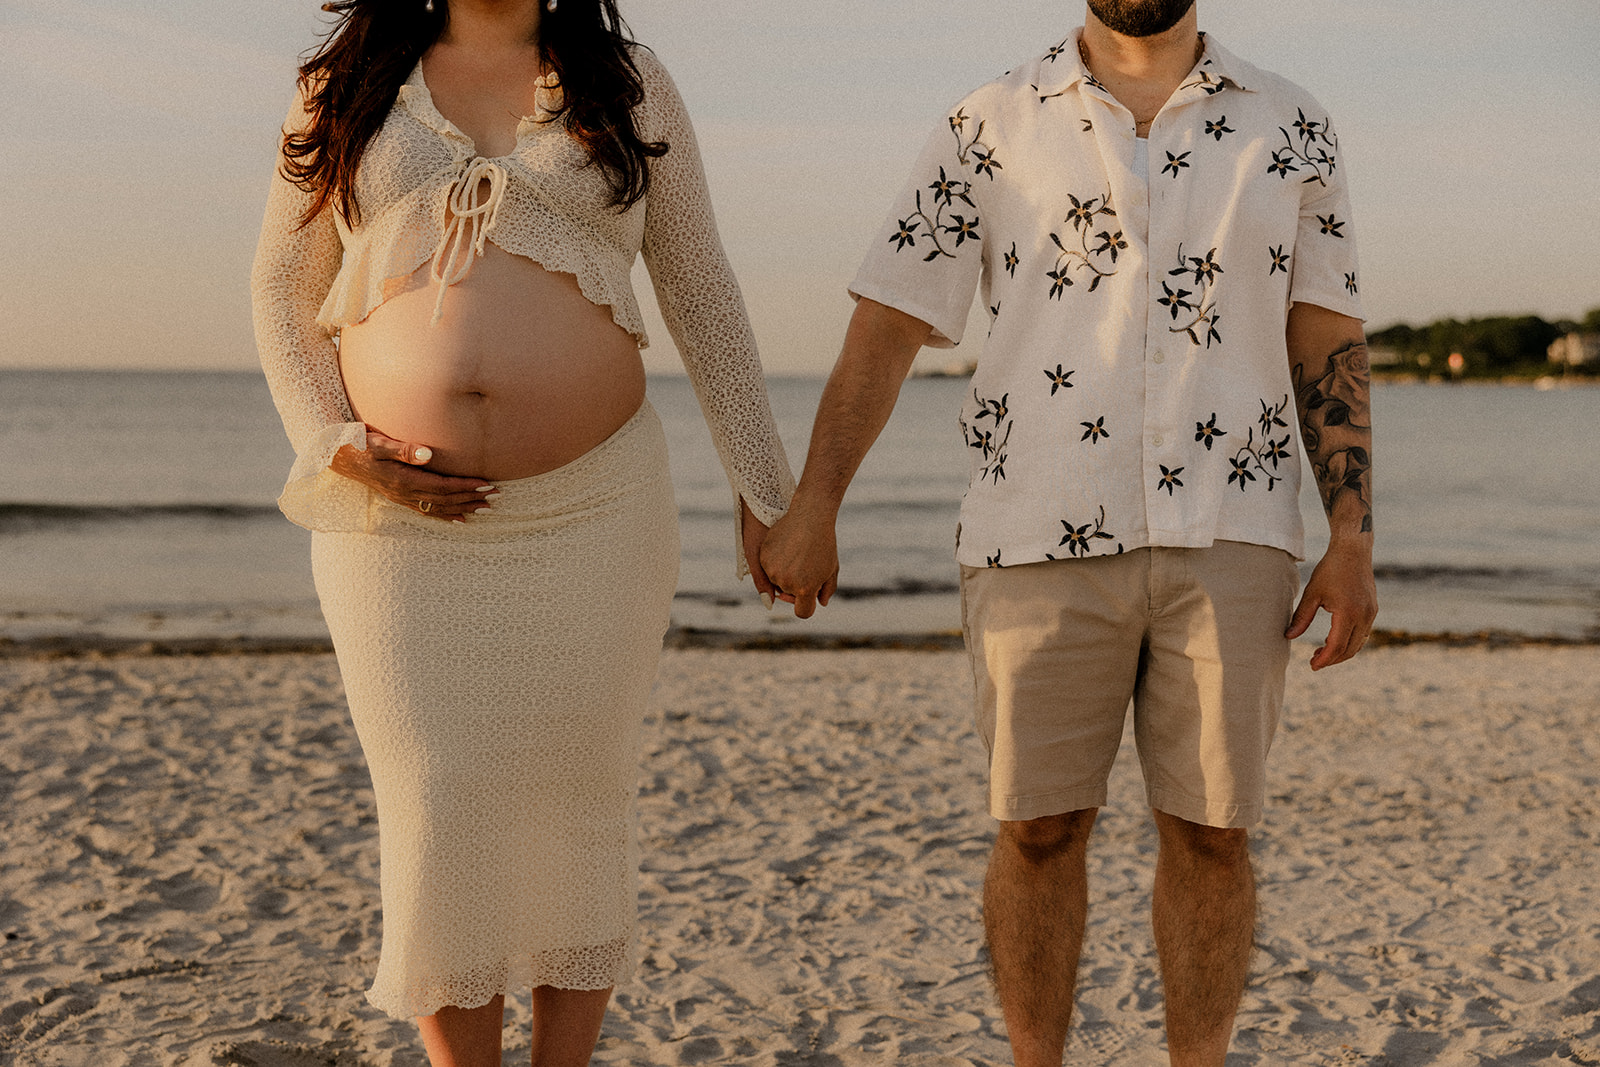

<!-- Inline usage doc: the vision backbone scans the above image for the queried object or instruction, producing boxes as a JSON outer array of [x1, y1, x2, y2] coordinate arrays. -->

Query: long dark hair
[[282, 0, 667, 227]]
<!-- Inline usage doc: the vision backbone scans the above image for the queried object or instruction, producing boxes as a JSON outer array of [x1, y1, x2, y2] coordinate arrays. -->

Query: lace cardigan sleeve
[[250, 86, 371, 530], [636, 53, 796, 577]]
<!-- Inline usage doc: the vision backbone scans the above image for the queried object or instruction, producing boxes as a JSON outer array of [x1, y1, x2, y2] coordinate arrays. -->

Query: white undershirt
[[1133, 136, 1150, 245]]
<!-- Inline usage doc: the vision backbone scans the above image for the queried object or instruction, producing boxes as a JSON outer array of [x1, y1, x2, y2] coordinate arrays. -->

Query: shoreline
[[2, 624, 1595, 660]]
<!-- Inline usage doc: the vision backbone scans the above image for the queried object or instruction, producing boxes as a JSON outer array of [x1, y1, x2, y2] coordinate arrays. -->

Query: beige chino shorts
[[960, 541, 1299, 829]]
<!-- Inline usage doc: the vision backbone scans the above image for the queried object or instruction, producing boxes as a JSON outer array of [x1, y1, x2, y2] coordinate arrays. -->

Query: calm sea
[[1, 370, 1596, 646]]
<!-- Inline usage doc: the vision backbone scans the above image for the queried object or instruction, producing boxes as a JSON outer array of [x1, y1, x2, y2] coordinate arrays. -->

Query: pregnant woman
[[250, 0, 793, 1062]]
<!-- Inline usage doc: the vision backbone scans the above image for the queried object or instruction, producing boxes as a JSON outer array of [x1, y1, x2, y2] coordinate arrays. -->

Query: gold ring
[[417, 500, 433, 513]]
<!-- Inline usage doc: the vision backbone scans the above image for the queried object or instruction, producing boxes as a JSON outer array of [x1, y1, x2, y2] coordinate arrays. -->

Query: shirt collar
[[397, 62, 474, 148], [397, 61, 565, 148], [1034, 28, 1257, 102]]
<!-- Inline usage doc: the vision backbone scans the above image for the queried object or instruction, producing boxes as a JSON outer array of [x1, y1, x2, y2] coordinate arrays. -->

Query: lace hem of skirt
[[364, 938, 632, 1020]]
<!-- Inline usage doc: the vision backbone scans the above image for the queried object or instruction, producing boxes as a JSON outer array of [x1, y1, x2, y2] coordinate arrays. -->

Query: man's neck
[[1079, 6, 1202, 130]]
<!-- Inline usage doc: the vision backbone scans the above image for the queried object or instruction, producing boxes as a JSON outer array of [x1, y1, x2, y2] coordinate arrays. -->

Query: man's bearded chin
[[1086, 0, 1197, 37]]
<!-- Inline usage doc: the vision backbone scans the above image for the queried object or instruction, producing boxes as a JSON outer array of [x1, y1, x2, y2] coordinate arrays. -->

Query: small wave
[[0, 503, 280, 531]]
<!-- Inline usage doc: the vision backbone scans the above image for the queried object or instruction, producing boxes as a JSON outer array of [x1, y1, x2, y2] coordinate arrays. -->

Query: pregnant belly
[[337, 248, 646, 480]]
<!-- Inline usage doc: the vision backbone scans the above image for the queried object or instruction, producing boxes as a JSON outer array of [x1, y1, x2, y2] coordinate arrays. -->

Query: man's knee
[[1154, 810, 1250, 867], [997, 807, 1098, 860]]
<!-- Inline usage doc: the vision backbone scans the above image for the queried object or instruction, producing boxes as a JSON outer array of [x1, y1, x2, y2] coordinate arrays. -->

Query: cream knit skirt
[[311, 402, 679, 1020]]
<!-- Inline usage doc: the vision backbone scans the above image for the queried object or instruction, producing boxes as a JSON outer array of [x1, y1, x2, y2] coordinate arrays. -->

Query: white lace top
[[251, 47, 794, 574]]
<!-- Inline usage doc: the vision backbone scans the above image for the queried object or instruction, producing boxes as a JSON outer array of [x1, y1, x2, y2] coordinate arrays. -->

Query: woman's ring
[[417, 500, 433, 513]]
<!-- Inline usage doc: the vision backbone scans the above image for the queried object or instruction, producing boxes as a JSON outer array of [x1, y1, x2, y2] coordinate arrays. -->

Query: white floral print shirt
[[850, 30, 1363, 568]]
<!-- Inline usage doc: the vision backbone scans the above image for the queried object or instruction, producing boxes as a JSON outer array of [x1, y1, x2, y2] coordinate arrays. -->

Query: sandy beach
[[2, 644, 1598, 1066]]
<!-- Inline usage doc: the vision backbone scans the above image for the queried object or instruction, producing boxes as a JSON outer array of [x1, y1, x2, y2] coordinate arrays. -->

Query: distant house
[[1548, 332, 1600, 367]]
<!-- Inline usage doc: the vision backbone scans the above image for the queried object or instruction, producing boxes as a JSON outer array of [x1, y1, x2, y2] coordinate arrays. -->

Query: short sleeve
[[849, 111, 988, 348], [1287, 111, 1364, 321]]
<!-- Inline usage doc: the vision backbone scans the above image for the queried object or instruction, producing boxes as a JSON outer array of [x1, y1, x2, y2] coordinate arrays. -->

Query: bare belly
[[337, 246, 646, 480]]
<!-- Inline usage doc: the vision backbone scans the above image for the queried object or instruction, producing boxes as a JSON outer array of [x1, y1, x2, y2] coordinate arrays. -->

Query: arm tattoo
[[1292, 339, 1373, 535]]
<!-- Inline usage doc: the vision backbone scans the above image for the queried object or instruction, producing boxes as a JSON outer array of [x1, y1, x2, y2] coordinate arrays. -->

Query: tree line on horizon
[[1367, 307, 1600, 378]]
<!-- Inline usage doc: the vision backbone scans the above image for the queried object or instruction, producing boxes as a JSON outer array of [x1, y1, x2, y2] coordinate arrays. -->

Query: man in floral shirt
[[763, 1, 1376, 1063]]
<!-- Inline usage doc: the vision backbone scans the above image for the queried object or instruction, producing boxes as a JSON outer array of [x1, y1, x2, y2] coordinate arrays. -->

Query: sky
[[2, 0, 1597, 375]]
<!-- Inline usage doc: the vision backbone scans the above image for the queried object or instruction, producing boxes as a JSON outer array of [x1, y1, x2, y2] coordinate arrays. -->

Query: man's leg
[[1151, 809, 1255, 1067], [1135, 543, 1295, 1064], [985, 807, 1098, 1067]]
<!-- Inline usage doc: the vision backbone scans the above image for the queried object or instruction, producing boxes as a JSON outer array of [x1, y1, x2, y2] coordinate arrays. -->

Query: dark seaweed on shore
[[5, 626, 1597, 660]]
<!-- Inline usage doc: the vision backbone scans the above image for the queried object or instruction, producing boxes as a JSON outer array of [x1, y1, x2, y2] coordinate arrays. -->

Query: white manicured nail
[[476, 486, 495, 492], [474, 508, 491, 515], [415, 446, 433, 463], [760, 593, 773, 610], [485, 493, 503, 501]]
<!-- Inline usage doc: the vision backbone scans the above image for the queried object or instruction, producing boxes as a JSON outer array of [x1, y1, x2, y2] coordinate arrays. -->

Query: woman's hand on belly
[[330, 429, 497, 521]]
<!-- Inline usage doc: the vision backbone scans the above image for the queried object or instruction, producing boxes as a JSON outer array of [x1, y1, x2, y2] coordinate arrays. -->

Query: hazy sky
[[3, 0, 1597, 374]]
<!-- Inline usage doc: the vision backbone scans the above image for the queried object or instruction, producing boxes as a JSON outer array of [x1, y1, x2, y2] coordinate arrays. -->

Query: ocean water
[[0, 370, 1596, 646]]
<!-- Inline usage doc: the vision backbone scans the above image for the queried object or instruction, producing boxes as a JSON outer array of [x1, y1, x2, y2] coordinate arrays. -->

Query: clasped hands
[[747, 497, 840, 619]]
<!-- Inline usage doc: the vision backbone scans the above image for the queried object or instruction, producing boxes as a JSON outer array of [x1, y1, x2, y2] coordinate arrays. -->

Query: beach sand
[[2, 645, 1598, 1066]]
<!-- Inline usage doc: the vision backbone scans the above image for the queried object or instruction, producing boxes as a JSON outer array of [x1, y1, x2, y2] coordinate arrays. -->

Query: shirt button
[[1153, 351, 1166, 364], [1152, 434, 1164, 447]]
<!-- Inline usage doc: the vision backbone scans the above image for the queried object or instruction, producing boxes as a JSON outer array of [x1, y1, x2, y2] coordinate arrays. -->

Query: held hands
[[741, 498, 780, 608], [756, 498, 840, 619], [740, 498, 829, 612], [330, 430, 498, 521], [1285, 538, 1378, 670]]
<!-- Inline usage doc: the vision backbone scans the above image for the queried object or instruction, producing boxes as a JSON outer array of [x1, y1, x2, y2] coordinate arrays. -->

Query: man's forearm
[[1283, 302, 1378, 666], [791, 298, 933, 517], [1286, 304, 1373, 544]]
